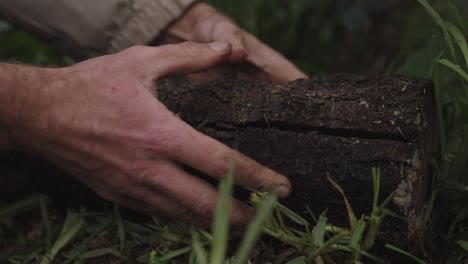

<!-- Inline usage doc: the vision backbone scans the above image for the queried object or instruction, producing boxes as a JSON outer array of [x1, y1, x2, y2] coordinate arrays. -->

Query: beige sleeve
[[0, 0, 198, 58]]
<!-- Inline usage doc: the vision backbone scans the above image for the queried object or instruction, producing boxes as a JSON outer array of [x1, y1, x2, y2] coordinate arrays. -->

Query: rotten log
[[0, 74, 435, 244], [157, 74, 435, 240]]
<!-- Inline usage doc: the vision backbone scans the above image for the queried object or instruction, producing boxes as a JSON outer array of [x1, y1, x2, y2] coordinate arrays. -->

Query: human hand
[[5, 42, 291, 228], [160, 2, 307, 82]]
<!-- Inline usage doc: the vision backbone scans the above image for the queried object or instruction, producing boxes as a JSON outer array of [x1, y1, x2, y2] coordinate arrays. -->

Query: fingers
[[217, 33, 248, 63], [92, 184, 215, 229], [151, 41, 233, 79], [168, 121, 291, 198], [194, 18, 247, 63], [194, 17, 306, 82], [78, 161, 254, 228], [143, 160, 256, 228], [243, 34, 307, 82]]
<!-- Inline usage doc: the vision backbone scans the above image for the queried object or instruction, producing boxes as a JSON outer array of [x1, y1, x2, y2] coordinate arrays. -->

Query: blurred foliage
[[0, 21, 69, 66], [210, 0, 438, 75], [0, 0, 461, 77]]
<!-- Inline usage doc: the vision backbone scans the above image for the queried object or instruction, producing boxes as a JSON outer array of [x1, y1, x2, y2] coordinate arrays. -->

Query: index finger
[[243, 33, 307, 82], [168, 120, 291, 198]]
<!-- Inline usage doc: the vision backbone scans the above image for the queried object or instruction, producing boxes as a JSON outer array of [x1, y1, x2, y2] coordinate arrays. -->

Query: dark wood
[[159, 74, 432, 142], [158, 74, 435, 240], [0, 74, 435, 245]]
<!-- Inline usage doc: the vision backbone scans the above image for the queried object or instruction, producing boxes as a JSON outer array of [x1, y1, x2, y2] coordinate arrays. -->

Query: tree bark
[[0, 74, 435, 244], [157, 74, 435, 240]]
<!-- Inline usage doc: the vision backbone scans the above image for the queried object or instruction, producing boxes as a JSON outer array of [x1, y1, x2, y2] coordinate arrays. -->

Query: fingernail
[[208, 41, 230, 52]]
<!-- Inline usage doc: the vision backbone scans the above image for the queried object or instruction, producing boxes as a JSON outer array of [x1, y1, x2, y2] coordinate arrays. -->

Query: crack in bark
[[203, 121, 409, 142]]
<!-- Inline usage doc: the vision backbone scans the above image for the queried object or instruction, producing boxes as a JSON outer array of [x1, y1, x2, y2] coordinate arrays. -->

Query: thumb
[[153, 41, 232, 78]]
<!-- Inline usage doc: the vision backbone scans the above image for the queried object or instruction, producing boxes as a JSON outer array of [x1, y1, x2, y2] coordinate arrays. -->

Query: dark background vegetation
[[0, 0, 447, 75], [1, 0, 467, 263]]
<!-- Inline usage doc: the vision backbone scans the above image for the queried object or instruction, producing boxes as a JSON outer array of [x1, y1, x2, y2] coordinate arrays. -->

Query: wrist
[[158, 2, 222, 44], [0, 64, 58, 151]]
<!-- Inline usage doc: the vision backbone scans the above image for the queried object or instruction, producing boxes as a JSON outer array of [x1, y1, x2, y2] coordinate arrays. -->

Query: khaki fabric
[[0, 0, 198, 58]]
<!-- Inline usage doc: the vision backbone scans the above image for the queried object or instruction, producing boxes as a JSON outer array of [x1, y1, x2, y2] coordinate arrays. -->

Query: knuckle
[[144, 117, 182, 155], [152, 120, 191, 157], [179, 41, 198, 52], [133, 166, 155, 186], [241, 160, 261, 178], [179, 42, 204, 61], [238, 160, 269, 188], [128, 161, 172, 188], [156, 43, 192, 59], [208, 150, 234, 178], [137, 138, 171, 162], [213, 163, 229, 179], [123, 160, 149, 180], [193, 194, 217, 217]]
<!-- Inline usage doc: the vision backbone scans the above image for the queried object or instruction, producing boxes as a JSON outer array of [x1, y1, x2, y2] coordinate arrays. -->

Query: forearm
[[0, 64, 53, 150]]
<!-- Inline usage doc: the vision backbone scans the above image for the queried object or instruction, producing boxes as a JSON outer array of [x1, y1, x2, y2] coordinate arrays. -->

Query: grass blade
[[0, 194, 45, 219], [417, 0, 456, 61], [157, 245, 193, 262], [191, 229, 208, 264], [438, 59, 468, 81], [286, 256, 306, 264], [362, 215, 380, 252], [433, 64, 448, 155], [81, 248, 127, 260], [233, 191, 277, 264], [276, 203, 309, 227], [308, 232, 345, 260], [385, 244, 427, 264], [457, 240, 468, 252], [450, 128, 468, 180], [445, 0, 468, 33], [209, 162, 235, 264], [349, 218, 366, 250], [446, 22, 468, 69], [148, 250, 157, 264], [39, 196, 52, 250], [376, 192, 395, 215], [40, 210, 86, 264], [371, 167, 381, 213], [311, 212, 328, 248], [327, 173, 357, 230], [114, 204, 126, 252]]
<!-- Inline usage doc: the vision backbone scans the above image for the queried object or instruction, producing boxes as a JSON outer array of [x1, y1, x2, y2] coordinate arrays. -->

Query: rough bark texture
[[0, 74, 435, 245], [158, 74, 435, 240]]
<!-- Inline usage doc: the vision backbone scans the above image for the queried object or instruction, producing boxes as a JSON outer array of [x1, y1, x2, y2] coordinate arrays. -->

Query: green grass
[[0, 166, 393, 263], [1, 0, 468, 263], [415, 1, 468, 263]]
